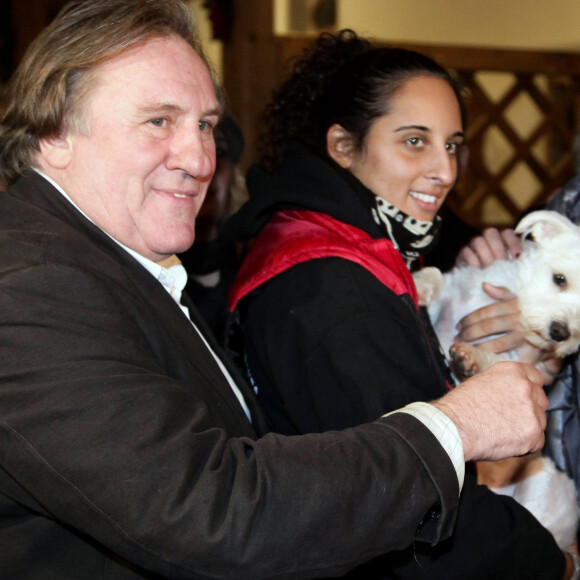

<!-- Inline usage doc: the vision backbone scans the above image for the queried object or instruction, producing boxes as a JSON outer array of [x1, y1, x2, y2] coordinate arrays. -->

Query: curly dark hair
[[259, 29, 465, 169]]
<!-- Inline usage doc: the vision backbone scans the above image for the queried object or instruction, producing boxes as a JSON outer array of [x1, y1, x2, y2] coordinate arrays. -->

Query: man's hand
[[456, 227, 522, 268], [432, 361, 547, 462]]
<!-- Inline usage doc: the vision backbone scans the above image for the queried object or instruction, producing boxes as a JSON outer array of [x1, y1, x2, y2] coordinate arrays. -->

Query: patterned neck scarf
[[334, 163, 442, 268], [372, 197, 442, 268]]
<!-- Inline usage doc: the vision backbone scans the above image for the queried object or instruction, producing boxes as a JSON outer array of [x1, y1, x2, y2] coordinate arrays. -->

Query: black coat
[[0, 172, 462, 579], [227, 143, 565, 579]]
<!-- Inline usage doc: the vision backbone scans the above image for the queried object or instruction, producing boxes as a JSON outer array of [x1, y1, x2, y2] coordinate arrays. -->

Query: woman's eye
[[447, 142, 461, 154], [553, 273, 567, 288], [406, 136, 423, 147]]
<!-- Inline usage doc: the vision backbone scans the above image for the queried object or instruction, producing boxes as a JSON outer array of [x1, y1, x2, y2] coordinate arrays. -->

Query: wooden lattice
[[450, 69, 580, 228]]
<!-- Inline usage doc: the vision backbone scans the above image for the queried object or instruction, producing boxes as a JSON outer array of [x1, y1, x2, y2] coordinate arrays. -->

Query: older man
[[0, 1, 558, 579]]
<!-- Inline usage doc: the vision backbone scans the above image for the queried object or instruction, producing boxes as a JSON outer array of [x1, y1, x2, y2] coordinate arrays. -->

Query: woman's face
[[335, 75, 464, 222]]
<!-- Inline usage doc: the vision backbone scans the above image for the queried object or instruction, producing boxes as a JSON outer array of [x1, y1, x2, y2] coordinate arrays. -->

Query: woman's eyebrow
[[395, 125, 465, 139], [395, 124, 430, 133]]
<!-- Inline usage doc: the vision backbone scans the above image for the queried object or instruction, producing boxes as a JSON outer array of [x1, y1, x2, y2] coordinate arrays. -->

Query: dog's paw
[[412, 267, 443, 306], [450, 342, 480, 381]]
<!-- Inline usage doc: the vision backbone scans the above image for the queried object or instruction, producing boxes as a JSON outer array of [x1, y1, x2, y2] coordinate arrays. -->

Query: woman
[[226, 31, 569, 578]]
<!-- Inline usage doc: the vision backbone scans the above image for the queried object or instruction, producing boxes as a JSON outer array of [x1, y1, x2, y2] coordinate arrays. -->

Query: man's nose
[[166, 126, 215, 180]]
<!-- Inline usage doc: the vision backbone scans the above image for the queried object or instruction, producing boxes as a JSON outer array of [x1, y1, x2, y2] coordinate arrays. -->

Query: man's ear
[[326, 123, 356, 169], [38, 135, 73, 170]]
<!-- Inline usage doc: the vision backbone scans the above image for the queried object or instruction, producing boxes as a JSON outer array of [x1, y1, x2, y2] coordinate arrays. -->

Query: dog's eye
[[553, 273, 567, 288]]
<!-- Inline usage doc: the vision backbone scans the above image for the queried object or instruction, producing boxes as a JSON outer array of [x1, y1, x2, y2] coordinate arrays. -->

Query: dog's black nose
[[550, 321, 570, 342]]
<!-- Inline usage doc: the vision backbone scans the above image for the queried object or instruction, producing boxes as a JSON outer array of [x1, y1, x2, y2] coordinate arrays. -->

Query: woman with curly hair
[[226, 30, 569, 579]]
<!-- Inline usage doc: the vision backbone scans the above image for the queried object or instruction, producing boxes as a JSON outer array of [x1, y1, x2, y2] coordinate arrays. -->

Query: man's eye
[[199, 120, 215, 132], [149, 118, 167, 127]]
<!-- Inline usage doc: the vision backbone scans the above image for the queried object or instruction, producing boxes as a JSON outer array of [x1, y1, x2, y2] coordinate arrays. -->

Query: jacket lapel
[[9, 172, 265, 436], [181, 291, 271, 436]]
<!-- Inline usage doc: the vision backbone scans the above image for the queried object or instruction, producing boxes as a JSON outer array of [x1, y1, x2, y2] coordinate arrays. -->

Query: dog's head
[[515, 210, 580, 358]]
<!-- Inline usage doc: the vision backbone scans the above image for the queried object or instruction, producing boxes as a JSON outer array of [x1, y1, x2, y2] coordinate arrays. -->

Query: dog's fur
[[413, 209, 580, 550], [478, 453, 578, 550]]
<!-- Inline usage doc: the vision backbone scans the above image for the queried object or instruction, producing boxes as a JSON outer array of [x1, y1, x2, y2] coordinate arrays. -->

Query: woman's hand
[[456, 227, 522, 268], [456, 283, 562, 384], [455, 229, 524, 350], [455, 229, 561, 383], [456, 283, 523, 352]]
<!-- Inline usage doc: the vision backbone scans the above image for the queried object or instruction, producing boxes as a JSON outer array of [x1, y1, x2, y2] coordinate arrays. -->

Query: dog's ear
[[514, 210, 575, 243]]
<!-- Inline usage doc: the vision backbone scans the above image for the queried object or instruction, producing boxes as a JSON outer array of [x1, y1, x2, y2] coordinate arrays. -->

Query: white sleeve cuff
[[385, 401, 465, 491]]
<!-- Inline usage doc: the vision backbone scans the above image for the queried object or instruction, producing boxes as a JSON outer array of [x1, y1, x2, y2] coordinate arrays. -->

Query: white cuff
[[386, 401, 465, 492]]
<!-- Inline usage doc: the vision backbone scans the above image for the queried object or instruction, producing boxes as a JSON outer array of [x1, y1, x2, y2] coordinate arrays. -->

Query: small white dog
[[414, 209, 580, 550], [414, 210, 580, 381]]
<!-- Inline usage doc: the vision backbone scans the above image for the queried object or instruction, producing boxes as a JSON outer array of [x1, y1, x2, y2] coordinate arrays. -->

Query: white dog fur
[[413, 209, 580, 550]]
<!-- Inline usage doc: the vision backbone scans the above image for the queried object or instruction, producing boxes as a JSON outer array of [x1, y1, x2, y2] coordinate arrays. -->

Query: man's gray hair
[[0, 0, 220, 184]]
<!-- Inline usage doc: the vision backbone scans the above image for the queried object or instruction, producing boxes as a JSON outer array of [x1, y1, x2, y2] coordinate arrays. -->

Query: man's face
[[42, 35, 220, 261]]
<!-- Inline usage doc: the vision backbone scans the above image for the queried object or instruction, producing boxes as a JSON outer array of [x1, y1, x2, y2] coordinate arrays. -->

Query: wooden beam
[[221, 0, 278, 170]]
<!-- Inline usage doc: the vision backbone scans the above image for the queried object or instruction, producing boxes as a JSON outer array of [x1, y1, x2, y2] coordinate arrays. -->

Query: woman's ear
[[326, 124, 356, 169], [38, 135, 73, 170]]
